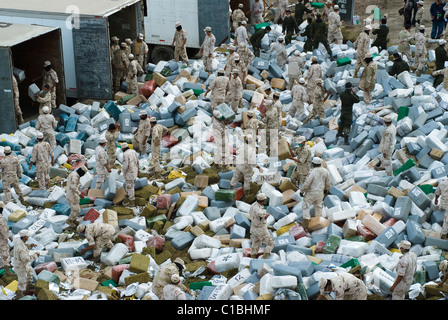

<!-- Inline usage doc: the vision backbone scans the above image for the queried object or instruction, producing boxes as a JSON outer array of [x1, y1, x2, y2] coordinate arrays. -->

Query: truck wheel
[[150, 45, 174, 64]]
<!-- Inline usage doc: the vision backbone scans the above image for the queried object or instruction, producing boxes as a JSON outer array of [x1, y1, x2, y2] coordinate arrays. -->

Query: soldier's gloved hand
[[300, 192, 305, 197]]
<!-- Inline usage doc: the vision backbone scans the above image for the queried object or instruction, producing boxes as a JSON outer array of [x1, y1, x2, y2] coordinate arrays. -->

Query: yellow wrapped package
[[168, 170, 186, 180]]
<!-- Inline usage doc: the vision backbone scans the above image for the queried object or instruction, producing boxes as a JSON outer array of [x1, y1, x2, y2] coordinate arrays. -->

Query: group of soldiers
[[4, 0, 448, 301]]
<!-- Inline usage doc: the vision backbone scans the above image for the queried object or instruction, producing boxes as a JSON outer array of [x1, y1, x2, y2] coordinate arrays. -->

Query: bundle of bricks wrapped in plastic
[[1, 20, 448, 301]]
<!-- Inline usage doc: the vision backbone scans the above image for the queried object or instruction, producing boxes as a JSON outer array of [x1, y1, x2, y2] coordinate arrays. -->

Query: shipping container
[[0, 22, 65, 133], [0, 0, 144, 100]]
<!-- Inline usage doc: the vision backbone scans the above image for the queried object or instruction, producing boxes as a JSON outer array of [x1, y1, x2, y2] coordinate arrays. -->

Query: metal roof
[[0, 0, 140, 17], [0, 22, 59, 47]]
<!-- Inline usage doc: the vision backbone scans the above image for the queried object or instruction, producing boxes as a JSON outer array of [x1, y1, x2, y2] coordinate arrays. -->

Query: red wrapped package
[[315, 241, 326, 253], [161, 135, 179, 148], [289, 224, 307, 240], [357, 224, 376, 241], [146, 235, 165, 251], [156, 194, 172, 209], [83, 208, 100, 223], [383, 218, 397, 228], [34, 261, 57, 275], [117, 234, 135, 252], [112, 264, 130, 284], [139, 80, 157, 98]]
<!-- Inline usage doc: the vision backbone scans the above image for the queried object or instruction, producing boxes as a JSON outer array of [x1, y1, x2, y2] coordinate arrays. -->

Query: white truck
[[143, 0, 230, 64]]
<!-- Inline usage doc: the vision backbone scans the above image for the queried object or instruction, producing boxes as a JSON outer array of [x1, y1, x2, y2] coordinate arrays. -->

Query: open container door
[[72, 17, 113, 100], [0, 47, 17, 134]]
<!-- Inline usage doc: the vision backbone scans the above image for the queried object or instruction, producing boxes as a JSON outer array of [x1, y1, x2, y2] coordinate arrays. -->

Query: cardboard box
[[88, 189, 105, 199]]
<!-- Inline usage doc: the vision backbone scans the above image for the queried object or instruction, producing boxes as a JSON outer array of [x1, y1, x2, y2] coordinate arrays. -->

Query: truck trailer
[[143, 0, 230, 64], [0, 22, 65, 134], [0, 0, 144, 101]]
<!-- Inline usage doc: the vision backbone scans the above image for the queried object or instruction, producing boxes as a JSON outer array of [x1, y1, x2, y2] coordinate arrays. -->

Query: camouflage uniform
[[133, 40, 149, 70], [106, 131, 119, 168], [173, 29, 189, 65], [0, 215, 10, 270], [212, 117, 231, 166], [320, 273, 367, 300], [12, 76, 23, 123], [265, 102, 279, 157], [328, 11, 343, 44], [132, 117, 151, 154], [126, 59, 144, 95], [230, 141, 256, 192], [227, 75, 243, 113], [30, 141, 53, 190], [413, 31, 427, 76], [249, 201, 275, 256], [392, 251, 417, 300], [201, 32, 216, 73], [122, 148, 139, 202], [289, 82, 308, 117], [35, 113, 57, 149], [152, 263, 187, 299], [36, 91, 51, 115], [209, 75, 230, 110], [112, 48, 129, 92], [287, 55, 304, 90], [378, 123, 397, 176], [305, 63, 322, 99], [150, 123, 169, 174], [304, 84, 326, 124], [290, 144, 312, 187], [13, 237, 38, 292], [435, 179, 448, 236], [84, 223, 115, 259], [354, 32, 371, 77], [232, 8, 248, 32], [0, 154, 23, 203], [301, 166, 331, 220], [163, 284, 187, 300], [359, 60, 377, 105], [42, 68, 59, 110], [66, 171, 81, 226], [95, 144, 109, 189]]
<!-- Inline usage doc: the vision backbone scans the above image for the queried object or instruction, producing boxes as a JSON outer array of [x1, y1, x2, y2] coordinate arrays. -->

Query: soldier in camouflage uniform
[[435, 176, 448, 239], [152, 257, 189, 299], [163, 274, 187, 300], [317, 273, 367, 300], [35, 106, 57, 149], [390, 240, 417, 300], [212, 110, 231, 168], [0, 146, 24, 204], [289, 136, 312, 188], [121, 143, 139, 207], [42, 60, 59, 111], [13, 230, 40, 299], [29, 132, 54, 190], [112, 43, 129, 92], [0, 201, 13, 276], [126, 54, 144, 95], [78, 223, 116, 262], [205, 68, 229, 110], [200, 27, 216, 74], [132, 110, 151, 154], [149, 117, 168, 177], [172, 22, 189, 66], [95, 136, 111, 189], [106, 123, 120, 168], [66, 166, 87, 227], [227, 69, 243, 113], [12, 75, 24, 124], [249, 193, 275, 259]]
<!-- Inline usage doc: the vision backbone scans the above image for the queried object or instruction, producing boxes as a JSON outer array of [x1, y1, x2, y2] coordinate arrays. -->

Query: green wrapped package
[[393, 158, 416, 176], [146, 214, 167, 228], [418, 184, 435, 194], [215, 189, 236, 201], [254, 22, 270, 31], [310, 2, 324, 8], [397, 106, 409, 121], [189, 281, 213, 290], [322, 235, 341, 254], [336, 57, 351, 67]]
